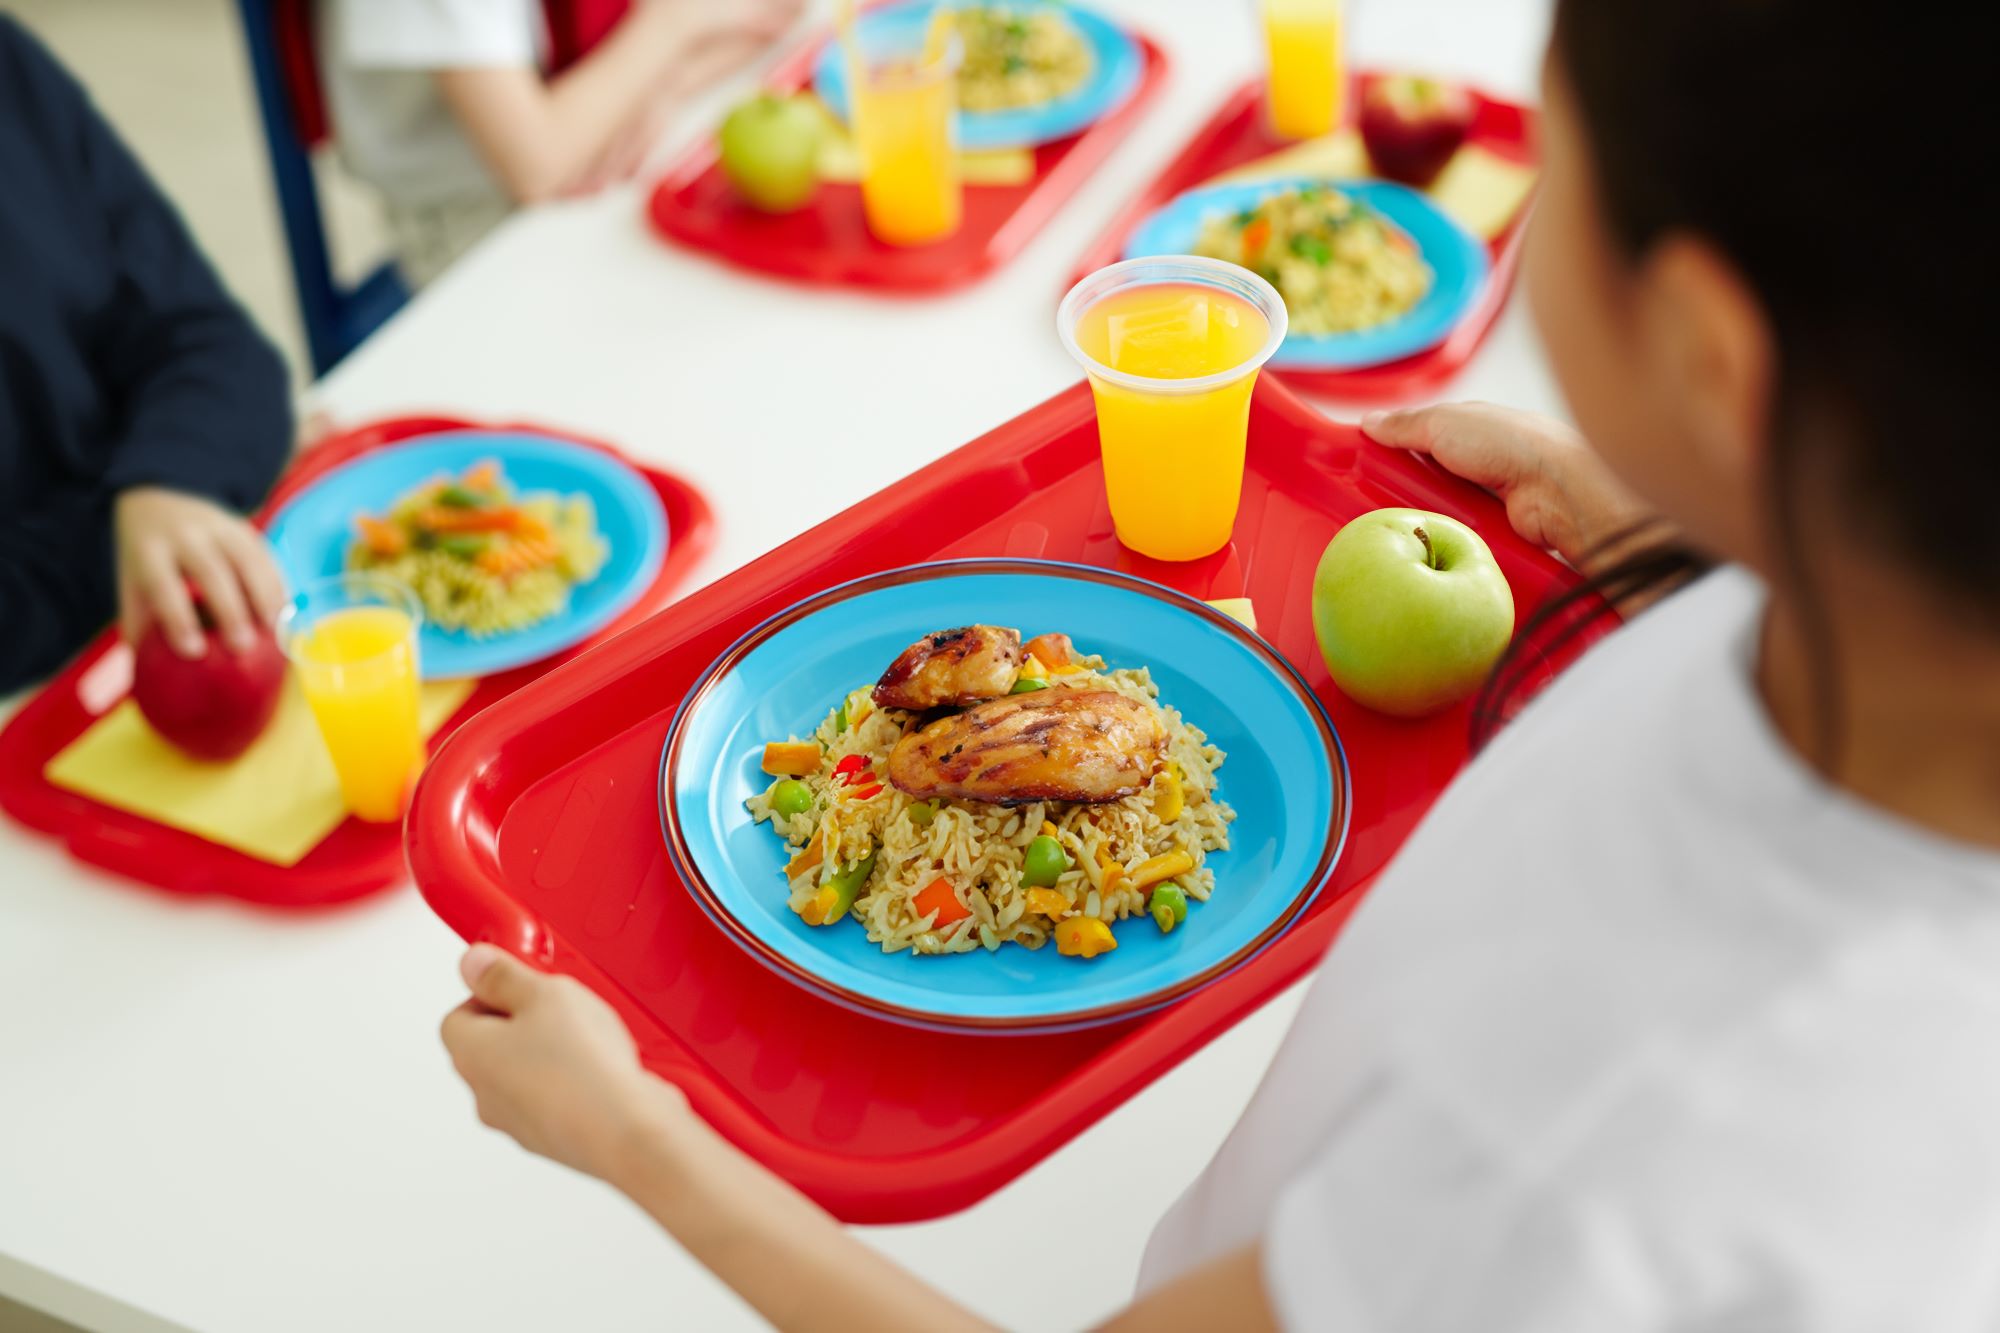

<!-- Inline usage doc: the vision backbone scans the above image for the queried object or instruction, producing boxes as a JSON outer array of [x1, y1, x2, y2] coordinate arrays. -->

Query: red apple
[[132, 604, 287, 762], [1359, 75, 1476, 188]]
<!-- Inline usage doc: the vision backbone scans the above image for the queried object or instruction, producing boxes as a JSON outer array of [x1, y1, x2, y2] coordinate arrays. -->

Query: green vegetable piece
[[1003, 53, 1027, 73], [834, 699, 849, 734], [771, 779, 813, 818], [1009, 677, 1049, 694], [1233, 206, 1259, 227], [436, 534, 487, 559], [1149, 881, 1189, 933], [908, 801, 938, 829], [1021, 835, 1069, 888], [1289, 234, 1334, 265], [822, 849, 879, 923], [435, 483, 487, 509]]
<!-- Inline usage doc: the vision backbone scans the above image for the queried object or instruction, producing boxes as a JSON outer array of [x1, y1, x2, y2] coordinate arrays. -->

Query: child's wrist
[[600, 1079, 697, 1192]]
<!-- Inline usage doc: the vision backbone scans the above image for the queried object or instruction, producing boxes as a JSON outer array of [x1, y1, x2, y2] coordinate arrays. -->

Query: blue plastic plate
[[265, 431, 668, 680], [1122, 177, 1492, 371], [660, 560, 1349, 1034], [813, 1, 1144, 151]]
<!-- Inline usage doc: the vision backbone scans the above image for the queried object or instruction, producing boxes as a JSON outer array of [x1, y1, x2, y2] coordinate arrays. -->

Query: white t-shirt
[[1141, 567, 2000, 1330], [318, 0, 546, 207]]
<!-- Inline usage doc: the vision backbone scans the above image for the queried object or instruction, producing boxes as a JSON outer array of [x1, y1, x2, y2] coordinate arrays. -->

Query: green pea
[[1009, 677, 1049, 694], [1021, 834, 1069, 887], [908, 801, 937, 829], [1149, 882, 1189, 934], [771, 779, 812, 818]]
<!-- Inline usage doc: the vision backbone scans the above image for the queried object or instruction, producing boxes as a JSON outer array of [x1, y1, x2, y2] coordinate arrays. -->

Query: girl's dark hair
[[1477, 0, 1990, 751]]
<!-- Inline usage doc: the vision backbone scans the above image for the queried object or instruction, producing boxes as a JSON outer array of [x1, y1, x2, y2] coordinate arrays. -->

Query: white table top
[[0, 2, 1556, 1328]]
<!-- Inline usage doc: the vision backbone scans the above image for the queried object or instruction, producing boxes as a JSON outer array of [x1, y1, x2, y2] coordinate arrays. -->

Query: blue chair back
[[233, 0, 406, 375]]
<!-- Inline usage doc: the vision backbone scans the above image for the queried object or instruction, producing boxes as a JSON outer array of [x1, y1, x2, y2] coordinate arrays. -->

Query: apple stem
[[1413, 524, 1439, 570]]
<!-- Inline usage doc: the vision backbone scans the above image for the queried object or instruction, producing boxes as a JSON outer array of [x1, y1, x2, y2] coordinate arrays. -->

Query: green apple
[[1311, 508, 1515, 718], [719, 93, 825, 213]]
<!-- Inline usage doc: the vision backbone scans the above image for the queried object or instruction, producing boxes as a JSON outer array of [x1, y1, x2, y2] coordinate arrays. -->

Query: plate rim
[[263, 429, 669, 680], [811, 0, 1145, 151], [1121, 175, 1493, 371], [657, 557, 1352, 1035]]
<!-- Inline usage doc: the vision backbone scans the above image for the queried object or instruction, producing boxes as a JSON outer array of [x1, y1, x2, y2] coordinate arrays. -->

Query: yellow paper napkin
[[1207, 129, 1538, 241], [44, 674, 476, 868]]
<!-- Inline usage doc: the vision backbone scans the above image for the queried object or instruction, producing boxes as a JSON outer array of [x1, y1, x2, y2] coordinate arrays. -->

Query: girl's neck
[[1758, 566, 2000, 850]]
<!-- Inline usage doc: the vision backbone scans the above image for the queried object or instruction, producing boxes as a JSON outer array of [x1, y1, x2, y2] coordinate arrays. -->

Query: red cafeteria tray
[[0, 416, 714, 909], [646, 24, 1167, 291], [407, 377, 1612, 1221], [1074, 74, 1538, 401]]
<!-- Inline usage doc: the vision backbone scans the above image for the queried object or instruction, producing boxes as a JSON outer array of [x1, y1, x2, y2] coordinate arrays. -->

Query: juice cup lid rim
[[1058, 256, 1291, 395], [279, 572, 426, 666]]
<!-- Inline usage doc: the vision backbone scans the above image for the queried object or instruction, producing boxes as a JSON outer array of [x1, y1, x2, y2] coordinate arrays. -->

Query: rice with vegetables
[[347, 460, 609, 638], [748, 639, 1233, 959], [1193, 184, 1432, 334], [953, 6, 1093, 112]]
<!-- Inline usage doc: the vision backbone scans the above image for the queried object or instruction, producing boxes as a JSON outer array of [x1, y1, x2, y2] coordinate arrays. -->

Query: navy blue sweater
[[0, 16, 291, 691]]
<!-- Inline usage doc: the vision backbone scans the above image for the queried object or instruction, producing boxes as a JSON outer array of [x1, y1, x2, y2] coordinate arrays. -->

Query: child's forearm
[[438, 6, 685, 203], [608, 1090, 993, 1333]]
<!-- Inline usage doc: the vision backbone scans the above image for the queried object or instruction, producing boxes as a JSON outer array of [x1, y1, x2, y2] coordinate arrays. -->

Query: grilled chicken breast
[[886, 688, 1165, 805], [872, 625, 1023, 711]]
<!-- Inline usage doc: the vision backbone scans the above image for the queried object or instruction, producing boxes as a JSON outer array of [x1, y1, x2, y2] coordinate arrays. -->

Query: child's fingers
[[117, 563, 150, 645], [222, 526, 290, 626], [1366, 404, 1529, 494], [440, 997, 501, 1070], [1359, 407, 1432, 450], [181, 540, 256, 653], [135, 545, 205, 657], [462, 944, 540, 1016]]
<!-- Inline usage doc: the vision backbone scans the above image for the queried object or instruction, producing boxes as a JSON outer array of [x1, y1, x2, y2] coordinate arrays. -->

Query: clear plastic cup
[[848, 22, 963, 246], [1059, 256, 1289, 562], [1261, 0, 1345, 140], [278, 573, 425, 824]]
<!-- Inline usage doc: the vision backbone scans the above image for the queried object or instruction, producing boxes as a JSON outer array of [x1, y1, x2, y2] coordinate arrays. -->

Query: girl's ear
[[1634, 234, 1776, 500]]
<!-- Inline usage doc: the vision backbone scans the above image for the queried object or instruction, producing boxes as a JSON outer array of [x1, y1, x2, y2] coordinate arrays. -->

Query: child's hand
[[643, 0, 804, 97], [114, 486, 289, 657], [1362, 403, 1661, 571], [441, 945, 685, 1182]]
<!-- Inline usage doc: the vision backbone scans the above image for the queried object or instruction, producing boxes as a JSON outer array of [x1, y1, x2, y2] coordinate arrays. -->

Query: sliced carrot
[[1023, 633, 1074, 669], [475, 535, 559, 576], [1025, 888, 1069, 919], [784, 829, 826, 879], [1243, 217, 1272, 255], [461, 461, 502, 493], [419, 504, 530, 535], [355, 514, 407, 558], [762, 741, 821, 776], [1129, 850, 1194, 891], [914, 877, 971, 927]]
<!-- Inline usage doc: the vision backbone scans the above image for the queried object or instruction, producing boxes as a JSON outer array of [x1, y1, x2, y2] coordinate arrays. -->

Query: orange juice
[[852, 54, 961, 245], [291, 604, 423, 823], [1062, 262, 1286, 562], [1262, 0, 1343, 140]]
